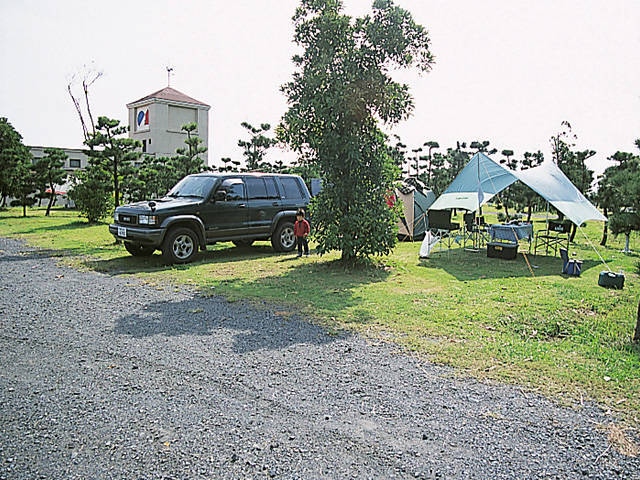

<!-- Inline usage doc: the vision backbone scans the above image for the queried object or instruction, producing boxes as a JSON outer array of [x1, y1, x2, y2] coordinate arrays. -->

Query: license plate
[[118, 226, 127, 238]]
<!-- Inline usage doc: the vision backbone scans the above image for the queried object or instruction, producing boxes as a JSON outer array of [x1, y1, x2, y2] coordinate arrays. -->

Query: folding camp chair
[[559, 248, 582, 276], [462, 212, 487, 251], [462, 213, 476, 250], [534, 219, 571, 257], [427, 209, 460, 249]]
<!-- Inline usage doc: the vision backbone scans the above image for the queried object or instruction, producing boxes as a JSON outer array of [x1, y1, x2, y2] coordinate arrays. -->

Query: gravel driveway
[[1, 237, 638, 479]]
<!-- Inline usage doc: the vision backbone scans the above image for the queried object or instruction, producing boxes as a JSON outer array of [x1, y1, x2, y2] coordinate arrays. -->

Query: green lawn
[[2, 206, 639, 427]]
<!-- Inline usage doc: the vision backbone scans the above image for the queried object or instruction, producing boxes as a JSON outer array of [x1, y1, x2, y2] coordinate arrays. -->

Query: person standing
[[294, 209, 310, 257]]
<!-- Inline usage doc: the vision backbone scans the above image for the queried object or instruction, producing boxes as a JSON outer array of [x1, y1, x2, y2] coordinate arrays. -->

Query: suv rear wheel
[[124, 242, 156, 257], [271, 221, 296, 252], [162, 227, 198, 264]]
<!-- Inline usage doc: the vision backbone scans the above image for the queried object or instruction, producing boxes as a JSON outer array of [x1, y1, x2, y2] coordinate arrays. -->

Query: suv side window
[[246, 177, 268, 200], [264, 178, 279, 199], [280, 177, 304, 200], [246, 177, 281, 200], [219, 179, 245, 201]]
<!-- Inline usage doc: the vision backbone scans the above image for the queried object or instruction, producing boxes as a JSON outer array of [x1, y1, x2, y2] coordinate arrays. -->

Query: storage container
[[487, 242, 518, 260], [598, 271, 625, 289]]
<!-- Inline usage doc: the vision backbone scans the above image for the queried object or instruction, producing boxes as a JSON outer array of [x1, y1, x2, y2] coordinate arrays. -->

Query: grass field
[[1, 206, 639, 429]]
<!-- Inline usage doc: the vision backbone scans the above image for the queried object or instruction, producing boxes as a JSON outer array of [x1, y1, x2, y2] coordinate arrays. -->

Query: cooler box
[[598, 271, 625, 289], [487, 242, 518, 260]]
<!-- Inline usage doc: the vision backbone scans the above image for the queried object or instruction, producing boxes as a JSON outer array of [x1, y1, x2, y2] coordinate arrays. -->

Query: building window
[[142, 139, 147, 153], [70, 159, 81, 168]]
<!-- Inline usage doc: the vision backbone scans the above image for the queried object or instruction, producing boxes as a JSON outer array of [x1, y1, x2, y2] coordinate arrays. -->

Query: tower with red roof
[[126, 86, 210, 164]]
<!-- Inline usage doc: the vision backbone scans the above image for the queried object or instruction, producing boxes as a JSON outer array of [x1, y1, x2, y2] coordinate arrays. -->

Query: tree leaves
[[280, 0, 434, 264]]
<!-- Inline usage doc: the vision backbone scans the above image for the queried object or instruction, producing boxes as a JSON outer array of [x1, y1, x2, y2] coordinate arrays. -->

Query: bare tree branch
[[82, 69, 102, 137], [67, 76, 89, 142], [66, 64, 103, 144]]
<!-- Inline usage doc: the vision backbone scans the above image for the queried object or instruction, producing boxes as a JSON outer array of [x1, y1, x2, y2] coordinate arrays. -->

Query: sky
[[1, 0, 639, 176]]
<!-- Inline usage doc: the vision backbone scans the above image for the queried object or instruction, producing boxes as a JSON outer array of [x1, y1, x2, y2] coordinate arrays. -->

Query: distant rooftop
[[127, 86, 210, 108]]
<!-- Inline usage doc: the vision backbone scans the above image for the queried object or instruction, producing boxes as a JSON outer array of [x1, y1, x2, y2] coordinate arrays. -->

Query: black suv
[[109, 172, 311, 264]]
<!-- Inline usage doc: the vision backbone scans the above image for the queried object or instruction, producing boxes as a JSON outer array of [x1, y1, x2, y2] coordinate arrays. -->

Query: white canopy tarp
[[428, 152, 606, 226]]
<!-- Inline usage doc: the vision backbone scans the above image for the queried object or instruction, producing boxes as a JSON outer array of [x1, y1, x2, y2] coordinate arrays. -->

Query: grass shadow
[[1, 220, 94, 236], [419, 246, 603, 280], [83, 242, 392, 331], [82, 243, 283, 274], [113, 294, 342, 354]]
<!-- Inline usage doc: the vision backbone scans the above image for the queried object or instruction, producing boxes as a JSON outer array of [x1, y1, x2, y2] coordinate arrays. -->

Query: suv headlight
[[138, 215, 158, 225]]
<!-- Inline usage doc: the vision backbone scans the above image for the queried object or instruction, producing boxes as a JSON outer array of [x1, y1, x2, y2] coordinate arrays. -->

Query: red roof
[[127, 87, 209, 107]]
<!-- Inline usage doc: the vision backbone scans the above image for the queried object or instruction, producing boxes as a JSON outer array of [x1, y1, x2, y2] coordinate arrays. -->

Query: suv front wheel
[[271, 221, 296, 252], [162, 227, 198, 264]]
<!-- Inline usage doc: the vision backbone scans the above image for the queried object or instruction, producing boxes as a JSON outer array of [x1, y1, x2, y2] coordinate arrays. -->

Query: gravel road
[[1, 237, 638, 479]]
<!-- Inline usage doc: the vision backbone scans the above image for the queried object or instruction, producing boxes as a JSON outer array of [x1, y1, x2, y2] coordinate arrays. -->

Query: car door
[[245, 176, 282, 235], [203, 177, 248, 240]]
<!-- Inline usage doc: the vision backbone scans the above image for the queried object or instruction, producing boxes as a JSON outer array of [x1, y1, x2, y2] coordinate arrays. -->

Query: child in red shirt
[[294, 209, 310, 257]]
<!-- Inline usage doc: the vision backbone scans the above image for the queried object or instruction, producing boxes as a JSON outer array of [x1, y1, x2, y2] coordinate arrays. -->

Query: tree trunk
[[599, 208, 608, 246], [634, 298, 640, 343], [569, 224, 577, 243], [46, 193, 55, 216], [623, 233, 631, 253], [600, 223, 608, 246]]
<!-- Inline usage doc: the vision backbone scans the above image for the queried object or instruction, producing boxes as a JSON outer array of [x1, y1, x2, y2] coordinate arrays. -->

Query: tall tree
[[218, 157, 242, 173], [409, 147, 422, 177], [33, 148, 67, 216], [279, 0, 434, 264], [13, 156, 37, 217], [498, 149, 517, 219], [550, 121, 596, 240], [596, 145, 640, 253], [0, 117, 31, 207], [498, 149, 545, 222], [85, 116, 141, 207], [469, 140, 497, 155], [168, 122, 209, 181], [519, 150, 545, 221], [238, 122, 276, 171], [421, 141, 439, 186], [429, 146, 469, 197], [131, 155, 176, 200]]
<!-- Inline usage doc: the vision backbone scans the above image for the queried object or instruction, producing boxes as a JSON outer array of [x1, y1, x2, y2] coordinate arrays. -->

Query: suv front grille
[[117, 213, 137, 226]]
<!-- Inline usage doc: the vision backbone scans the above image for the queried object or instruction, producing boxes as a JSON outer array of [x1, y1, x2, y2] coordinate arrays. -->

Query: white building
[[126, 87, 210, 162], [29, 146, 89, 173]]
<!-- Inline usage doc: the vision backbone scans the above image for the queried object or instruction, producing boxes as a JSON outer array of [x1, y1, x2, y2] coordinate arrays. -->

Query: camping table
[[488, 223, 533, 245]]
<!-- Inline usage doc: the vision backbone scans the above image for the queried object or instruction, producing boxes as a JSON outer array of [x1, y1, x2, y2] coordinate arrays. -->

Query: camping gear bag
[[598, 271, 625, 289], [565, 261, 582, 276]]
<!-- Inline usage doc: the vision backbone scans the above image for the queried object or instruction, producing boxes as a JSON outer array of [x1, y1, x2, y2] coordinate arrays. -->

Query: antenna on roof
[[166, 66, 174, 87]]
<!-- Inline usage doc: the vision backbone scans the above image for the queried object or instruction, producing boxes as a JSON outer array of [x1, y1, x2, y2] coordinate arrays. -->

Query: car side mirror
[[214, 190, 226, 202]]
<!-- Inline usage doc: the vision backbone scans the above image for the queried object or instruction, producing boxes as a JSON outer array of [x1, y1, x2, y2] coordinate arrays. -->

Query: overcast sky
[[1, 0, 638, 175]]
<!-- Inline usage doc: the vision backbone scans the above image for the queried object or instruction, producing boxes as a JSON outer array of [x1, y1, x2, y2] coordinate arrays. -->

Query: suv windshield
[[167, 176, 217, 199]]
